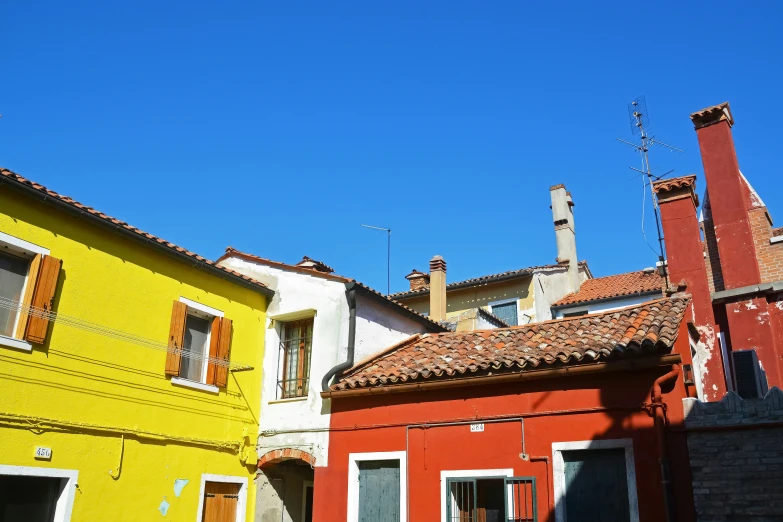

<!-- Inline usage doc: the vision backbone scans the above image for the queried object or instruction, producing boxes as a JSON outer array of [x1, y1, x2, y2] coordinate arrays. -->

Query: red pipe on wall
[[651, 364, 680, 522], [530, 456, 553, 522]]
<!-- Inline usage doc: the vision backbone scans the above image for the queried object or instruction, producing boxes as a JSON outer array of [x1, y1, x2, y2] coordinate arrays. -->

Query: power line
[[0, 297, 253, 371]]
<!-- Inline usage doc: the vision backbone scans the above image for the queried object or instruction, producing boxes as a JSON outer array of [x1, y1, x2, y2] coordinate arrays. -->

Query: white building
[[217, 250, 446, 522]]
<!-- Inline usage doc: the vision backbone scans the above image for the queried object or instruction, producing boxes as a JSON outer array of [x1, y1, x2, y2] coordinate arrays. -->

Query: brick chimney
[[653, 175, 726, 400], [429, 256, 447, 322], [405, 269, 430, 292], [550, 184, 580, 293], [691, 102, 761, 289]]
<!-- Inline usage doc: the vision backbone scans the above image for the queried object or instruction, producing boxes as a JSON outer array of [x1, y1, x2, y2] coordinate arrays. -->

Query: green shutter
[[358, 460, 400, 522], [563, 449, 630, 522]]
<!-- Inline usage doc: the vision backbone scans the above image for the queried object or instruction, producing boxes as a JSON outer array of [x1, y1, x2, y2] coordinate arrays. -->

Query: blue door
[[563, 449, 630, 522], [358, 460, 400, 522]]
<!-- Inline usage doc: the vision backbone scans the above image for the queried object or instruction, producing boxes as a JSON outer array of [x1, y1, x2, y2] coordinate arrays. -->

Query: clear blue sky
[[2, 1, 780, 293]]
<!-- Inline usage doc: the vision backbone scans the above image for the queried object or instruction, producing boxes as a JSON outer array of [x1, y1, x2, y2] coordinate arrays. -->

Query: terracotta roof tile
[[331, 295, 689, 390], [0, 168, 271, 294], [552, 270, 664, 307]]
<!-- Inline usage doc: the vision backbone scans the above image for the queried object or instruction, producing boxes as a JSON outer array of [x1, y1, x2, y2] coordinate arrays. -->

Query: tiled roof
[[217, 248, 448, 332], [0, 168, 272, 295], [390, 261, 591, 300], [552, 270, 664, 307], [332, 295, 689, 390]]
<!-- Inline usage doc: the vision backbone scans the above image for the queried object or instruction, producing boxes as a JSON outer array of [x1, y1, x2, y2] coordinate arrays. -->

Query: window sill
[[268, 396, 308, 405], [171, 377, 219, 394], [0, 335, 32, 352]]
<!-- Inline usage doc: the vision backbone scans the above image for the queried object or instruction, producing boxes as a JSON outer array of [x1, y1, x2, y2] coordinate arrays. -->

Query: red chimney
[[691, 103, 761, 289], [653, 175, 726, 400]]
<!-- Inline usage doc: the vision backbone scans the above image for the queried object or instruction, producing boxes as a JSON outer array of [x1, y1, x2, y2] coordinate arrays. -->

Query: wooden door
[[358, 460, 400, 522], [201, 481, 241, 522], [563, 449, 630, 522]]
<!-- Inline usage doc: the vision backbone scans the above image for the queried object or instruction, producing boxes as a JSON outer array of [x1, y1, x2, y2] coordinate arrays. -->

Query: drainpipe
[[321, 282, 357, 392], [651, 364, 680, 522]]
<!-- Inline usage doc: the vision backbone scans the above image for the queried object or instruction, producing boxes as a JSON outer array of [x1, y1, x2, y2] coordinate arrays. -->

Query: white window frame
[[552, 439, 639, 522], [488, 298, 519, 326], [171, 297, 223, 393], [0, 464, 78, 522], [439, 468, 514, 522], [195, 473, 248, 522], [301, 479, 314, 522], [0, 232, 50, 352], [347, 451, 407, 522]]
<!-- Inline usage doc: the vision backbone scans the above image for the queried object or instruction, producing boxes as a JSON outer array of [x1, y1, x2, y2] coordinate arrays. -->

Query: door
[[201, 482, 241, 522], [563, 449, 630, 522], [358, 460, 400, 522], [0, 475, 61, 522]]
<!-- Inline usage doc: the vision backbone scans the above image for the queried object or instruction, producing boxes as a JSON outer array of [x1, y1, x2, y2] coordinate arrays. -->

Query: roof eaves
[[218, 248, 351, 283], [551, 289, 664, 310], [0, 169, 274, 297]]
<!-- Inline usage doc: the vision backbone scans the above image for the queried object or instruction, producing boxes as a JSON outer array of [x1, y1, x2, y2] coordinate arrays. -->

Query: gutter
[[321, 353, 682, 399], [0, 175, 274, 298], [650, 364, 681, 522], [321, 282, 358, 392]]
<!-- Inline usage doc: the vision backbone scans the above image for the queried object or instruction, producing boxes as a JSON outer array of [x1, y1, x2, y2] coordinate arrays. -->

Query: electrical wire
[[0, 297, 253, 370]]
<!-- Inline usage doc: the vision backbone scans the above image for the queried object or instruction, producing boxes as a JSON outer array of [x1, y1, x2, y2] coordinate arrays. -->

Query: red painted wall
[[314, 336, 695, 522]]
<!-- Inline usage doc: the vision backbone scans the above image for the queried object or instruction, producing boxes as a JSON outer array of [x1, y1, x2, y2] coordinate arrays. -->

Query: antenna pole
[[361, 224, 392, 295]]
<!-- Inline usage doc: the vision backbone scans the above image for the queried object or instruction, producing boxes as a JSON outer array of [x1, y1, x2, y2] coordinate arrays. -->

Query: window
[[0, 232, 60, 350], [277, 318, 314, 399], [447, 477, 536, 522], [490, 301, 518, 326], [165, 298, 233, 391], [196, 474, 248, 522]]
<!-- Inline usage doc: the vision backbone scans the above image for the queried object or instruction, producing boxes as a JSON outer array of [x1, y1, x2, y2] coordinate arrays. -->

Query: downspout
[[321, 282, 357, 392], [651, 364, 680, 522]]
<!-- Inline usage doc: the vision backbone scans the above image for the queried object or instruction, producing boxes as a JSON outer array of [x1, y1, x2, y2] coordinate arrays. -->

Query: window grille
[[277, 318, 314, 399], [446, 477, 536, 522]]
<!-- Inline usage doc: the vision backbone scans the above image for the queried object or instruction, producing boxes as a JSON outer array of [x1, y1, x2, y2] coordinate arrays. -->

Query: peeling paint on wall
[[744, 300, 759, 310], [758, 311, 770, 325], [158, 498, 170, 516], [173, 479, 189, 497], [694, 324, 718, 400]]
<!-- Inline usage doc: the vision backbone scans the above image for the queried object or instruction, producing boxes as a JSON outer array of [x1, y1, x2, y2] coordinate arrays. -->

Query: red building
[[314, 296, 697, 522], [654, 102, 783, 401]]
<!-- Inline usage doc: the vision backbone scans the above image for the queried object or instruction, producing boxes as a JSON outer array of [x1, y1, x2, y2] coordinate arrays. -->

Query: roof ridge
[[218, 247, 351, 282]]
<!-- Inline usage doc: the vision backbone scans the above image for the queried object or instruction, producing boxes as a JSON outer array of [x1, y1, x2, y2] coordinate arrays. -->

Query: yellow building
[[0, 169, 272, 522]]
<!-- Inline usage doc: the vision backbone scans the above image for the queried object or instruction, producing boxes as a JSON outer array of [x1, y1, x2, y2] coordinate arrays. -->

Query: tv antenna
[[616, 96, 683, 287], [361, 224, 391, 295]]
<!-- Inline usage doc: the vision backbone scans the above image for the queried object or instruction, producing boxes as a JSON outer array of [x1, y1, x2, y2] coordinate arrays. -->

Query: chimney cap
[[550, 183, 566, 191], [405, 269, 429, 280], [690, 102, 734, 129], [295, 256, 335, 273], [652, 175, 699, 207], [429, 255, 447, 272]]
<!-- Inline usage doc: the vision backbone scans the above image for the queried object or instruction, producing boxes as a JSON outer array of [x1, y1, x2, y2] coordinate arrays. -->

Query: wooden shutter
[[205, 316, 222, 385], [165, 301, 188, 376], [14, 254, 42, 339], [213, 317, 232, 388], [23, 255, 61, 344]]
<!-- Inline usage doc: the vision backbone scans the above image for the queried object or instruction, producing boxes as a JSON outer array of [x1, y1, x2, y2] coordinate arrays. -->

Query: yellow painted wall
[[399, 278, 534, 320], [0, 188, 267, 521]]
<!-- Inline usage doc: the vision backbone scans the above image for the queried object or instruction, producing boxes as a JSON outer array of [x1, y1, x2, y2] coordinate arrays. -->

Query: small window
[[180, 314, 211, 383], [278, 318, 314, 399], [491, 301, 518, 326], [447, 476, 536, 522], [0, 250, 29, 338]]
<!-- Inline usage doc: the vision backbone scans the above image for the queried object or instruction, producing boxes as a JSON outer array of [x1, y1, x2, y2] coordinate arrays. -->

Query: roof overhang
[[321, 353, 681, 399]]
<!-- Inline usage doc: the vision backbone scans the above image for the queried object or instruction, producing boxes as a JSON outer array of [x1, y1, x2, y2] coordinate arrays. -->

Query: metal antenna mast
[[361, 224, 391, 295], [616, 96, 683, 287]]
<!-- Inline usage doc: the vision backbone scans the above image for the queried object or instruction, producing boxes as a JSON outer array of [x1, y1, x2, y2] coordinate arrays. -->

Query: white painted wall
[[531, 266, 591, 322], [218, 256, 431, 467], [552, 293, 657, 319]]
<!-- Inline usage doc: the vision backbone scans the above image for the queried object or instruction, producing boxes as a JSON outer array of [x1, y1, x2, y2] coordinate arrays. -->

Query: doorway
[[0, 475, 63, 522]]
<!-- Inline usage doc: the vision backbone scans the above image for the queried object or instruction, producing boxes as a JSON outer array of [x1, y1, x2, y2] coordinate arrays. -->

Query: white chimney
[[550, 184, 580, 293]]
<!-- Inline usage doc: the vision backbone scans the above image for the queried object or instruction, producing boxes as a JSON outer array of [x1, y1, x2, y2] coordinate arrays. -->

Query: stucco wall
[[553, 293, 659, 319], [0, 189, 266, 521]]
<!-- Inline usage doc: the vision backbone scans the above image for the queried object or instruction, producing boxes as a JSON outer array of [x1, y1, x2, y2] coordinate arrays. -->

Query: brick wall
[[701, 219, 725, 293], [683, 389, 783, 521], [748, 207, 783, 283]]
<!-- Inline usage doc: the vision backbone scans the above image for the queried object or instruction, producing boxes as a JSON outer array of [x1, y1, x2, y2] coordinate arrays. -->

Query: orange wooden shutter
[[14, 254, 42, 339], [205, 316, 221, 385], [165, 301, 188, 376], [23, 255, 61, 344], [213, 317, 232, 387]]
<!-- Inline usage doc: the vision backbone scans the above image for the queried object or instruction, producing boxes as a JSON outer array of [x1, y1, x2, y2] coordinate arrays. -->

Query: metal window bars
[[277, 318, 314, 399], [446, 477, 536, 522]]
